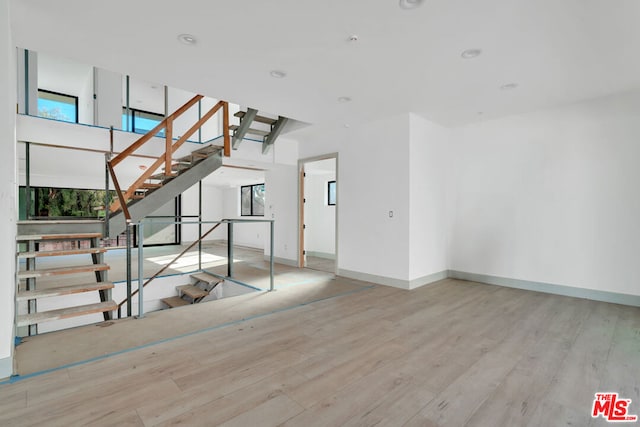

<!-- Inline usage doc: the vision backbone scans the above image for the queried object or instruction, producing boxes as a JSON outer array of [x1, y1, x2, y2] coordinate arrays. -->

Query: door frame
[[298, 153, 339, 274]]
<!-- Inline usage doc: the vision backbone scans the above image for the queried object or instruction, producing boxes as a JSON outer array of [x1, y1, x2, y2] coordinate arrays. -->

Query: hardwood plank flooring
[[1, 276, 638, 426]]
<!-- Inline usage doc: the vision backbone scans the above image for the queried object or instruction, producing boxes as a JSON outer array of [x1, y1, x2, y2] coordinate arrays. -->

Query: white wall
[[180, 183, 225, 242], [304, 170, 336, 257], [299, 114, 411, 284], [449, 91, 640, 297], [221, 187, 266, 249], [408, 114, 450, 284], [0, 0, 16, 378], [94, 67, 122, 129], [264, 165, 298, 264]]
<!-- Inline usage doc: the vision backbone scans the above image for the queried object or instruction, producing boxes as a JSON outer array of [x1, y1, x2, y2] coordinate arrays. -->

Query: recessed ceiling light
[[461, 48, 482, 59], [270, 70, 287, 79], [338, 96, 352, 103], [500, 83, 518, 90], [177, 34, 197, 45], [399, 0, 424, 9]]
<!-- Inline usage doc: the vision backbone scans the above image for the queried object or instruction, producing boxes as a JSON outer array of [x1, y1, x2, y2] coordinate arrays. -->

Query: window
[[37, 89, 78, 123], [122, 108, 165, 137], [241, 183, 265, 216], [328, 180, 336, 206]]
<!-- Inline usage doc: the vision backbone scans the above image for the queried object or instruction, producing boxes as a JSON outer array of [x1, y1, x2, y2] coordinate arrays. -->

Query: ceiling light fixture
[[348, 35, 359, 42], [177, 34, 197, 45], [399, 0, 424, 10], [338, 96, 352, 103], [270, 70, 287, 79], [461, 48, 482, 59], [500, 83, 518, 90]]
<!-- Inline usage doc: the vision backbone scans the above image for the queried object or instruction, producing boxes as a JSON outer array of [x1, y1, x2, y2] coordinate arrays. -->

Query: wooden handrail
[[108, 97, 229, 214], [109, 100, 226, 212], [116, 222, 222, 311], [107, 162, 131, 222], [110, 94, 203, 168]]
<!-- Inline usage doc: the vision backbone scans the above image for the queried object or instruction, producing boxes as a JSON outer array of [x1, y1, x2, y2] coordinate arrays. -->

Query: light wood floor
[[1, 277, 639, 426]]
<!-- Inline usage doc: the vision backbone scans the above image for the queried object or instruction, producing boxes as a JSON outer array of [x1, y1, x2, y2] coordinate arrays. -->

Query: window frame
[[37, 89, 79, 123], [122, 107, 166, 136], [240, 183, 265, 217], [328, 180, 336, 206]]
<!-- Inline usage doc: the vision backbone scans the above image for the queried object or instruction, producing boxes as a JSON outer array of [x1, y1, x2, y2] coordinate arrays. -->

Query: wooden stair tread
[[234, 111, 277, 125], [149, 173, 175, 181], [17, 233, 102, 241], [16, 301, 117, 327], [191, 272, 220, 285], [229, 124, 270, 137], [140, 183, 162, 189], [17, 220, 104, 225], [17, 282, 114, 300], [161, 296, 190, 308], [18, 247, 107, 259], [177, 284, 209, 299], [18, 264, 110, 279]]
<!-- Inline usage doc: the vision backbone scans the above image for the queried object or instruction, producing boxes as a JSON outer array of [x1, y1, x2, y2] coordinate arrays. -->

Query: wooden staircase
[[232, 108, 288, 154], [107, 144, 224, 238], [161, 272, 222, 308], [16, 231, 115, 336]]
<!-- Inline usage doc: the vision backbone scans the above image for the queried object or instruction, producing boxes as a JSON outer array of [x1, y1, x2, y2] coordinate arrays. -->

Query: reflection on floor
[[305, 255, 335, 273]]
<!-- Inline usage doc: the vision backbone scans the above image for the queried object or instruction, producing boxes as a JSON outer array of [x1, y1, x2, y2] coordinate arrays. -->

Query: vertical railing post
[[126, 222, 132, 317], [227, 221, 234, 278], [270, 220, 275, 292], [223, 101, 230, 157], [137, 223, 145, 319], [25, 141, 31, 219], [104, 152, 110, 238], [165, 118, 173, 176], [198, 181, 202, 270]]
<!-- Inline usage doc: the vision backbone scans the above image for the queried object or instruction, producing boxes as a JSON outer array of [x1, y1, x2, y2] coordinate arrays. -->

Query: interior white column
[[0, 0, 17, 379]]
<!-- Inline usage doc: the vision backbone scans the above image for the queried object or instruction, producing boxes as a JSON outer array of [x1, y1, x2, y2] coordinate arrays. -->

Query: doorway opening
[[299, 155, 338, 274]]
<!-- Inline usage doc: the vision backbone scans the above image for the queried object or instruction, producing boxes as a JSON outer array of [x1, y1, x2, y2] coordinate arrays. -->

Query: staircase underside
[[108, 148, 223, 238]]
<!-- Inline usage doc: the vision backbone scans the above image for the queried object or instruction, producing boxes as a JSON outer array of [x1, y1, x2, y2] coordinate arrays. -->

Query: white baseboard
[[337, 268, 448, 290], [306, 251, 336, 260], [448, 270, 640, 307], [263, 255, 298, 267]]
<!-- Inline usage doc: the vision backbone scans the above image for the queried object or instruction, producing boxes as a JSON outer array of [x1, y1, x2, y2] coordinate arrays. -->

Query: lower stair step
[[161, 296, 190, 308], [177, 284, 209, 299], [18, 264, 110, 279], [18, 247, 107, 259], [191, 272, 220, 285], [17, 282, 114, 301], [16, 301, 117, 327]]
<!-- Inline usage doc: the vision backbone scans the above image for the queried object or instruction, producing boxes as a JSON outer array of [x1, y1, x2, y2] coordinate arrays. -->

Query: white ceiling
[[11, 0, 640, 127]]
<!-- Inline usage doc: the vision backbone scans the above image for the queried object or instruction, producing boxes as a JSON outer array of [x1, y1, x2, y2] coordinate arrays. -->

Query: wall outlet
[[389, 210, 394, 218]]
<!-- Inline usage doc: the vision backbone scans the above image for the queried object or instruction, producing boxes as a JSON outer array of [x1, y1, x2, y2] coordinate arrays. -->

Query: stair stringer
[[108, 151, 223, 238]]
